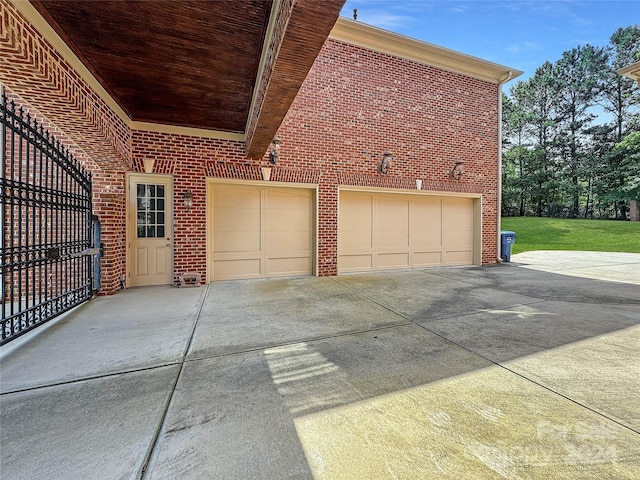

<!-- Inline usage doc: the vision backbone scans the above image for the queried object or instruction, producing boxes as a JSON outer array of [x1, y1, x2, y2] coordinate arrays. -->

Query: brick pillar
[[317, 174, 339, 276]]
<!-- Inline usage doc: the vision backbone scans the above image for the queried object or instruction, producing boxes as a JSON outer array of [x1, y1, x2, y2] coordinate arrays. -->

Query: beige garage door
[[338, 191, 476, 273], [210, 183, 314, 281]]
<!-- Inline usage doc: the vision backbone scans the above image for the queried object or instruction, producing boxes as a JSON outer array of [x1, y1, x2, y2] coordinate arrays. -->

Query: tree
[[600, 26, 640, 142], [501, 25, 640, 219], [596, 131, 640, 218], [502, 92, 530, 215], [553, 45, 609, 217]]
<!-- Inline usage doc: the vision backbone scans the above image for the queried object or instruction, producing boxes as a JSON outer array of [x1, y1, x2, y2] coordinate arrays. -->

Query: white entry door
[[128, 174, 173, 286]]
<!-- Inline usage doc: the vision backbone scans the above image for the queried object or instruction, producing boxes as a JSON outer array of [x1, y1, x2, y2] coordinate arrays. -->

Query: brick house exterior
[[1, 1, 520, 294]]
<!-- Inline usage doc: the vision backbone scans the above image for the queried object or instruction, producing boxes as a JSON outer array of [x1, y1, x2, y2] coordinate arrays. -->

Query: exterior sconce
[[183, 190, 193, 211], [269, 136, 282, 165], [379, 150, 394, 175], [450, 161, 465, 180]]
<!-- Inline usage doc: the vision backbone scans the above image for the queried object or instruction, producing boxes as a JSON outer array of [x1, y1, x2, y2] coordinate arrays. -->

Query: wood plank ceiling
[[30, 0, 345, 156]]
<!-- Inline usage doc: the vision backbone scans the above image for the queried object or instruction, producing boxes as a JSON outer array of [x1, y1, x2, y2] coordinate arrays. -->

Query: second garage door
[[209, 183, 314, 281], [338, 190, 477, 273]]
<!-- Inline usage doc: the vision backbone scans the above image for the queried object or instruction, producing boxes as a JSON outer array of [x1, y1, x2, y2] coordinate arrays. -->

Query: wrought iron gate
[[1, 93, 94, 345]]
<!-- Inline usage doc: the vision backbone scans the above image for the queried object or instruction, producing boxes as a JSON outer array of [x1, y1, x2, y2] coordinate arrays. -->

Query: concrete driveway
[[1, 253, 639, 479]]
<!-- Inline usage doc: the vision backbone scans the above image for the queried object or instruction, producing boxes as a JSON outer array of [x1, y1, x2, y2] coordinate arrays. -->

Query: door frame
[[125, 173, 174, 288], [206, 178, 318, 283]]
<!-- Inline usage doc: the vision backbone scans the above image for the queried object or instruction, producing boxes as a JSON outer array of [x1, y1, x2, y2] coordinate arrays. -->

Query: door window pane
[[136, 183, 167, 239]]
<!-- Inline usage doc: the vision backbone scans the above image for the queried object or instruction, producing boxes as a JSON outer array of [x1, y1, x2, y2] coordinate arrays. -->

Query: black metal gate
[[1, 93, 94, 345]]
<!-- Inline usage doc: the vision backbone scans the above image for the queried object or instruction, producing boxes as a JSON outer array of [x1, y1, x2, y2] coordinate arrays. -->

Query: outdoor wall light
[[450, 161, 465, 180], [269, 136, 282, 165], [183, 190, 193, 211], [378, 150, 394, 175]]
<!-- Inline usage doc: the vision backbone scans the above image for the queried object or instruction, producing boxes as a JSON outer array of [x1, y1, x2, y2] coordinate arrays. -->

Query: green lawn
[[500, 217, 640, 254]]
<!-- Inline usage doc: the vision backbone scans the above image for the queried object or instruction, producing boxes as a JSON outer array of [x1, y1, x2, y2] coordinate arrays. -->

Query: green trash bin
[[500, 231, 516, 262]]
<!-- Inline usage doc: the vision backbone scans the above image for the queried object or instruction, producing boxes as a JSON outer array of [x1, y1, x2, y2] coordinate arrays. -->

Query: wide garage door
[[338, 190, 477, 273], [209, 183, 314, 281]]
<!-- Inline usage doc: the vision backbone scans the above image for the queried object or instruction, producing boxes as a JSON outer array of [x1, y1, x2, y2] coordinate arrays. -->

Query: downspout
[[496, 71, 513, 262]]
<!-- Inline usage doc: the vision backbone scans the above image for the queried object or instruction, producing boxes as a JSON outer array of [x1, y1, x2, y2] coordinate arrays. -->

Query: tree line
[[502, 26, 640, 219]]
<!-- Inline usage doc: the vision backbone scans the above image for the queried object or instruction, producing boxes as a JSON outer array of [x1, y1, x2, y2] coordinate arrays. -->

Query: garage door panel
[[341, 191, 372, 210], [375, 198, 409, 248], [338, 192, 372, 250], [214, 196, 261, 253], [413, 251, 443, 266], [268, 189, 311, 206], [340, 231, 373, 250], [375, 230, 409, 248], [339, 191, 476, 273], [338, 254, 373, 272], [213, 258, 262, 280], [269, 210, 310, 232], [210, 184, 313, 281], [268, 231, 311, 254], [443, 231, 473, 250], [268, 256, 312, 276], [376, 253, 410, 269], [413, 230, 442, 248], [215, 208, 261, 232], [412, 197, 442, 247], [214, 230, 261, 253], [445, 250, 473, 265], [214, 185, 261, 208]]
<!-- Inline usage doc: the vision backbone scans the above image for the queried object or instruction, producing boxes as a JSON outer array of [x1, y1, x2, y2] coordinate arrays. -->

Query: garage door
[[210, 184, 314, 281], [338, 190, 476, 273]]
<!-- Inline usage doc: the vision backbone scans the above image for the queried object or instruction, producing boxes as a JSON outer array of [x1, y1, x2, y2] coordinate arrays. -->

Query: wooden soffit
[[18, 0, 344, 157], [245, 0, 345, 157]]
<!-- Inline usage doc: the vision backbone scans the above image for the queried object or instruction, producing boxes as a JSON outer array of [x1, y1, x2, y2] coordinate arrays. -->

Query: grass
[[500, 217, 640, 254]]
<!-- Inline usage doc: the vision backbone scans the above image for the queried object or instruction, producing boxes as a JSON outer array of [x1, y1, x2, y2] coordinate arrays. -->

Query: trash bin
[[500, 231, 516, 262]]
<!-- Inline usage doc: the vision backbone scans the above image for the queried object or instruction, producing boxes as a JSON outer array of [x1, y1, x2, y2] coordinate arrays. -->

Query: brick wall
[[0, 0, 131, 171], [1, 0, 129, 294], [130, 131, 250, 285], [3, 89, 126, 294], [3, 0, 501, 290], [279, 39, 500, 271], [132, 38, 500, 280]]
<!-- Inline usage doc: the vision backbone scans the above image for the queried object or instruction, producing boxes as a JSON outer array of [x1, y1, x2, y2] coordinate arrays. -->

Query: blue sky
[[340, 0, 639, 83]]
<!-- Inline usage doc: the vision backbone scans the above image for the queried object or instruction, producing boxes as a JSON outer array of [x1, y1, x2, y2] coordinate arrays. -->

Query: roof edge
[[618, 61, 640, 87], [330, 17, 523, 85]]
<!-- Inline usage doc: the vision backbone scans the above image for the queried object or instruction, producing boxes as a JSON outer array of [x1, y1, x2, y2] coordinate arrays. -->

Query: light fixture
[[183, 190, 193, 211], [450, 161, 465, 180], [378, 150, 394, 175], [269, 136, 282, 165]]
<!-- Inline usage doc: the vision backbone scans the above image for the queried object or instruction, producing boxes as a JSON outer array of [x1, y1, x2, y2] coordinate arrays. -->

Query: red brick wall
[[1, 0, 129, 294], [3, 0, 501, 290], [278, 39, 500, 272], [3, 89, 126, 294], [92, 170, 126, 294], [131, 39, 500, 280], [130, 131, 250, 285], [0, 0, 131, 171]]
